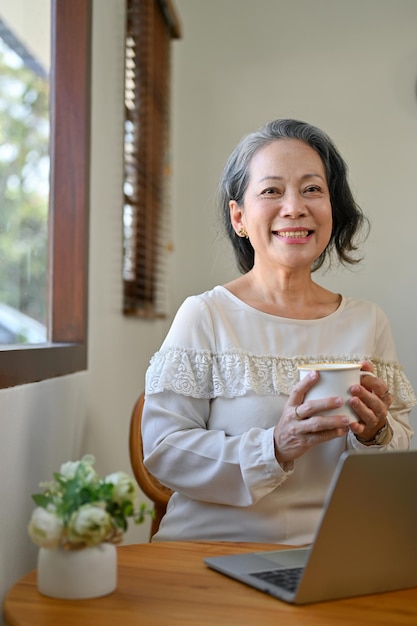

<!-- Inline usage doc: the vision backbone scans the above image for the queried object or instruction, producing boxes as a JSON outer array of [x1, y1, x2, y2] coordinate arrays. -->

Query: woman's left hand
[[348, 360, 392, 441]]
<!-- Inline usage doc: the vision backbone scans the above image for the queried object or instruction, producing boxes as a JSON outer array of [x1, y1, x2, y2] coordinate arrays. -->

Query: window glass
[[0, 3, 49, 344]]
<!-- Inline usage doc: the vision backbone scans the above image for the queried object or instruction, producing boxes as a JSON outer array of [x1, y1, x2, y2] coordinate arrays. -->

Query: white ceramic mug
[[297, 362, 362, 423]]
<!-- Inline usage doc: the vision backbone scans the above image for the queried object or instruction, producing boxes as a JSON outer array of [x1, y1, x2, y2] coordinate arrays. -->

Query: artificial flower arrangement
[[28, 454, 151, 550]]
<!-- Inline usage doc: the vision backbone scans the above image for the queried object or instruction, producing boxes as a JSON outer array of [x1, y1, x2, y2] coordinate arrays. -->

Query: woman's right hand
[[273, 370, 351, 469]]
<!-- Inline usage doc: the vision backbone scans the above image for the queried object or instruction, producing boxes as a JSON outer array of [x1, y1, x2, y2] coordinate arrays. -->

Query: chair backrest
[[129, 392, 173, 540]]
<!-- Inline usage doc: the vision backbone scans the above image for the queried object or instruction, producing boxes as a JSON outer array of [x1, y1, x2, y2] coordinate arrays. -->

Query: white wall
[[83, 0, 171, 536], [0, 0, 416, 617]]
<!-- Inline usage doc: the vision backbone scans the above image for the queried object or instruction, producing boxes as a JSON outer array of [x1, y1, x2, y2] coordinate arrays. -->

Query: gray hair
[[219, 119, 369, 273]]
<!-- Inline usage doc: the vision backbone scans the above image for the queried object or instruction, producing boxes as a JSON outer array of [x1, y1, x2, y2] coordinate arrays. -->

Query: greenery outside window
[[0, 16, 49, 343]]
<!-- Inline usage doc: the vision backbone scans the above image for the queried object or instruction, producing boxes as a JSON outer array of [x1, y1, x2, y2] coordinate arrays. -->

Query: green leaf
[[32, 493, 52, 508]]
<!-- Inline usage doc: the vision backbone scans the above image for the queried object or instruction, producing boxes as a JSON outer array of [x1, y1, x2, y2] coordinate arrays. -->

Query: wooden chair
[[129, 392, 173, 540]]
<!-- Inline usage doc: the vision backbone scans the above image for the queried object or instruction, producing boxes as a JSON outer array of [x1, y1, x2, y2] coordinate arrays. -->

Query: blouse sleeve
[[142, 296, 292, 507], [348, 304, 415, 450], [142, 391, 291, 506]]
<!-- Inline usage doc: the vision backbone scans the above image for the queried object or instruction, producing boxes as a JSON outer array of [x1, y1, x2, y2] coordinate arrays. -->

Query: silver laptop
[[205, 449, 417, 604]]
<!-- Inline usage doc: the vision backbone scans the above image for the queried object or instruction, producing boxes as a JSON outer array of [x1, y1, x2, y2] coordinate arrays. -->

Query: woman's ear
[[229, 200, 245, 235]]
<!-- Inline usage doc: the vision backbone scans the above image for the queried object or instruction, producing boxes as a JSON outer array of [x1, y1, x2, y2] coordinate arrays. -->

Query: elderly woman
[[142, 119, 416, 544]]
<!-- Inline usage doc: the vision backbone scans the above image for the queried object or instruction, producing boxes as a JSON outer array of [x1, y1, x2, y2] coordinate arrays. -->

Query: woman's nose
[[280, 192, 308, 218]]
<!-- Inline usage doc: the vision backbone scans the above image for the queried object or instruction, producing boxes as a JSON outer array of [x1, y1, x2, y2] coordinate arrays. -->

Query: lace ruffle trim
[[145, 348, 417, 406]]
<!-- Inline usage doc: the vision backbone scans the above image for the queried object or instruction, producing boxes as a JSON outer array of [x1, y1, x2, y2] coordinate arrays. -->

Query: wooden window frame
[[0, 0, 91, 389]]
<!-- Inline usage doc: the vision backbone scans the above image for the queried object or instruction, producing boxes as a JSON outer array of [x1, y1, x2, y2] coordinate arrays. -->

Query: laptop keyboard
[[250, 567, 304, 593]]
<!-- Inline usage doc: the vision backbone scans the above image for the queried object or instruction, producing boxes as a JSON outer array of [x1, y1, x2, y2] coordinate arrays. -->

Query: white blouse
[[142, 286, 416, 544]]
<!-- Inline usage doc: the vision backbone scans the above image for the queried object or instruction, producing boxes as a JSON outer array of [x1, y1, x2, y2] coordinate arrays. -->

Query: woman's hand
[[274, 370, 350, 468], [348, 360, 392, 442]]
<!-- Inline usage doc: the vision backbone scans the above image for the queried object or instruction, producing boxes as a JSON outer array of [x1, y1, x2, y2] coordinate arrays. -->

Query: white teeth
[[276, 230, 309, 238]]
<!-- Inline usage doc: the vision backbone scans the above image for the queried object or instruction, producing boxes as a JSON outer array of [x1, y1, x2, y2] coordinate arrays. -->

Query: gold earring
[[238, 227, 249, 239]]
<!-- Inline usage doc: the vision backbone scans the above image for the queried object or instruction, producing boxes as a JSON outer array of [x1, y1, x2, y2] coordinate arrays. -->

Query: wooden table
[[4, 541, 417, 625]]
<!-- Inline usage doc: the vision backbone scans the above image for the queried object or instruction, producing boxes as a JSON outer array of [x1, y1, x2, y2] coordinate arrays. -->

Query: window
[[0, 12, 49, 344], [0, 0, 91, 389], [123, 0, 180, 319]]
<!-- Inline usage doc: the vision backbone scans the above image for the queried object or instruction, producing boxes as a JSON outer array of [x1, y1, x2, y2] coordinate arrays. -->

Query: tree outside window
[[0, 28, 49, 343]]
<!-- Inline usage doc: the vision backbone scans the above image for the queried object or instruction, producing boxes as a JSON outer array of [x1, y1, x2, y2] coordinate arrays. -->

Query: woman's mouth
[[273, 229, 313, 240]]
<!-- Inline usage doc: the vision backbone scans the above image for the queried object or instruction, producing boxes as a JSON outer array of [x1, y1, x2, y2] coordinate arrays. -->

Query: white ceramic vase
[[37, 543, 117, 599]]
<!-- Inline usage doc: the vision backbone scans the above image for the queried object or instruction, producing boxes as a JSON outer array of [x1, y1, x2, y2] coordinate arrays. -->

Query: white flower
[[59, 461, 80, 478], [105, 471, 137, 506], [59, 455, 97, 484], [28, 507, 63, 549], [66, 504, 113, 547]]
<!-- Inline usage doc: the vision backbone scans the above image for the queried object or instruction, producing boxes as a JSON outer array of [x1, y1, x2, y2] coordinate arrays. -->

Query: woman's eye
[[261, 187, 280, 195], [304, 185, 322, 194]]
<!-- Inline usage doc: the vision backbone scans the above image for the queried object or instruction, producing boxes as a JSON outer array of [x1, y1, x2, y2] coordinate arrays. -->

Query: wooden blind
[[123, 0, 180, 318]]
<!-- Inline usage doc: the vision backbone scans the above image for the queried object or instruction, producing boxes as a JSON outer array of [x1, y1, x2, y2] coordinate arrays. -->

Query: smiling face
[[230, 139, 333, 273]]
